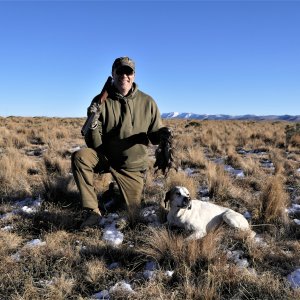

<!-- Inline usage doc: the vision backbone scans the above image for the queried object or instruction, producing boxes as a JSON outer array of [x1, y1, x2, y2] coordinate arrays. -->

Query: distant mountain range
[[162, 112, 300, 122]]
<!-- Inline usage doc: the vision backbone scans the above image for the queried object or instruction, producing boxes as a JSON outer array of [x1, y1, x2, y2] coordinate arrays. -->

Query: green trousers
[[71, 148, 145, 211]]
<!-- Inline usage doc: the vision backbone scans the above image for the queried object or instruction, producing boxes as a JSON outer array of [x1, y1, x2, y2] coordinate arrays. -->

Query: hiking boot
[[80, 208, 102, 229], [101, 181, 126, 212]]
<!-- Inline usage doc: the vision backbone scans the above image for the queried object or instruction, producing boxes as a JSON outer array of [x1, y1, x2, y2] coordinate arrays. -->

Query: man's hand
[[154, 127, 177, 176], [87, 102, 102, 130]]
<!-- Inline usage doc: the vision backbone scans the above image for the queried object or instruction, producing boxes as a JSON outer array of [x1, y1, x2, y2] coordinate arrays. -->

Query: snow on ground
[[25, 238, 46, 248], [184, 167, 195, 176], [143, 260, 157, 280], [294, 219, 300, 225], [140, 205, 160, 226], [224, 165, 245, 178], [214, 158, 245, 178], [0, 197, 43, 231], [90, 280, 135, 299], [243, 211, 252, 219], [89, 260, 175, 299], [11, 238, 46, 261], [16, 197, 42, 214], [287, 268, 300, 289], [0, 197, 42, 221], [100, 213, 124, 246], [227, 250, 249, 268], [287, 203, 300, 215], [1, 225, 13, 231]]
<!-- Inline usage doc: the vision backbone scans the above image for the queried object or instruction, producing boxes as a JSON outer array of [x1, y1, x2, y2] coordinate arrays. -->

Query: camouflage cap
[[112, 57, 135, 72]]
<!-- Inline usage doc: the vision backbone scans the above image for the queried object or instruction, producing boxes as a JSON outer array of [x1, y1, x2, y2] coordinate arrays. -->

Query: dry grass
[[0, 116, 300, 299], [260, 175, 289, 227]]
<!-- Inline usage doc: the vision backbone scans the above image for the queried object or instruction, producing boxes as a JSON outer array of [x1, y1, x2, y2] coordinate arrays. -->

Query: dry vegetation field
[[1, 116, 300, 299]]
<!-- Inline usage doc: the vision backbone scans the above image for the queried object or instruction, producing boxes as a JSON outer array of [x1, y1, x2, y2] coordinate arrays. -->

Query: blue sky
[[0, 0, 299, 117]]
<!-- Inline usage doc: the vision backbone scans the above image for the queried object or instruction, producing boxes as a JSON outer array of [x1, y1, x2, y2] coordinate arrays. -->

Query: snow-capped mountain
[[161, 112, 300, 122]]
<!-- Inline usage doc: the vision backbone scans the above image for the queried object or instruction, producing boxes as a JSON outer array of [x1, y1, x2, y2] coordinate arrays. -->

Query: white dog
[[165, 186, 253, 240]]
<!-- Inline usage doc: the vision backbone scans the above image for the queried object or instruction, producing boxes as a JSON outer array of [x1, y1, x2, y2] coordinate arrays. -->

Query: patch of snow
[[21, 206, 37, 213], [286, 204, 300, 215], [140, 205, 160, 226], [11, 238, 46, 261], [109, 281, 135, 294], [100, 213, 124, 246], [143, 269, 155, 280], [214, 158, 225, 164], [212, 158, 245, 178], [165, 270, 174, 277], [15, 197, 42, 209], [1, 225, 13, 231], [253, 234, 268, 247], [90, 289, 110, 299], [237, 149, 247, 154], [227, 250, 249, 268], [143, 260, 157, 280], [287, 268, 300, 289], [224, 165, 245, 178], [237, 149, 268, 155], [293, 219, 300, 225], [0, 212, 14, 220], [5, 197, 43, 216], [184, 167, 195, 176], [102, 224, 124, 246], [90, 281, 135, 299], [260, 159, 274, 169], [25, 239, 46, 248], [243, 211, 252, 219]]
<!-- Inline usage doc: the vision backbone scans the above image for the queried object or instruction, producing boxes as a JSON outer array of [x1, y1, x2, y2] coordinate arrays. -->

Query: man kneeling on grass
[[72, 56, 173, 229]]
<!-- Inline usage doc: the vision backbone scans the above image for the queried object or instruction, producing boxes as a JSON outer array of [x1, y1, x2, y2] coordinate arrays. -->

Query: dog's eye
[[176, 192, 181, 196]]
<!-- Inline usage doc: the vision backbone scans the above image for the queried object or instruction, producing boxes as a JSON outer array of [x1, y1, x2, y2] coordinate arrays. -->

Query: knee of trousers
[[71, 148, 96, 169]]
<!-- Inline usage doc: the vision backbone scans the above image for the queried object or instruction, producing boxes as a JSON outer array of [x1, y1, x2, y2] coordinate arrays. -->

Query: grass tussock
[[0, 117, 299, 299], [206, 161, 240, 201], [260, 175, 289, 227]]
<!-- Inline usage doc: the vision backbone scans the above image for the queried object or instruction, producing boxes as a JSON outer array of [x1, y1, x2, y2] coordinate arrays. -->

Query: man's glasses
[[116, 66, 134, 76]]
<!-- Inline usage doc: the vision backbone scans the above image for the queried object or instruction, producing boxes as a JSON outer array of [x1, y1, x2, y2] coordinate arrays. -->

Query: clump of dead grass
[[259, 175, 289, 227], [0, 147, 36, 198], [206, 161, 236, 200]]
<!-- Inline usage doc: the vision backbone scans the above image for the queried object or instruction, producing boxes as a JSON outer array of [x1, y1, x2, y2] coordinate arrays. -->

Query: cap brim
[[114, 64, 134, 71]]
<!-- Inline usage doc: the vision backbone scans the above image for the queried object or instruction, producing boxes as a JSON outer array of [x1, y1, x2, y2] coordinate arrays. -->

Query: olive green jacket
[[85, 83, 163, 171]]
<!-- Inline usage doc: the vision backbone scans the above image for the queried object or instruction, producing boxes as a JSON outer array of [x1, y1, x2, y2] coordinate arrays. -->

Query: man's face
[[113, 66, 135, 96]]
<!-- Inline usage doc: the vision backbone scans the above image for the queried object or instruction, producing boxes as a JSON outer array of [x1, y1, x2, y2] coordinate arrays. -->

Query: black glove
[[87, 102, 102, 130], [154, 127, 177, 175]]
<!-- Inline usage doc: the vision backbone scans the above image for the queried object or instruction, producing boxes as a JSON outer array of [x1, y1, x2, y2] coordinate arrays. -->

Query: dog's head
[[164, 186, 192, 210]]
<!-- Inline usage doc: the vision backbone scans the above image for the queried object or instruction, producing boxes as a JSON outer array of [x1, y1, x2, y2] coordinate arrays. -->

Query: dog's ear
[[164, 190, 171, 208]]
